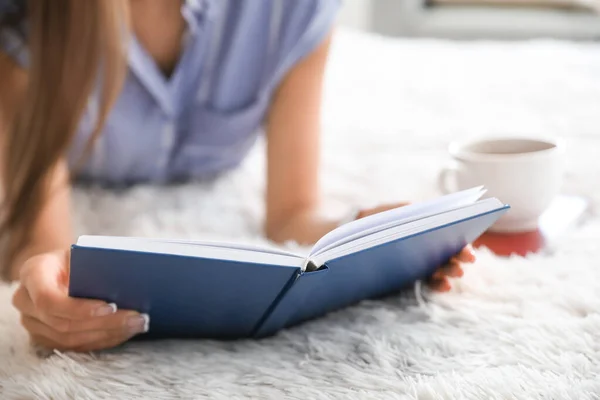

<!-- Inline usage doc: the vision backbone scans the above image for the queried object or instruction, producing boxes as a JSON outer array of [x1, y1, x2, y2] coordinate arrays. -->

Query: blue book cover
[[68, 187, 509, 339]]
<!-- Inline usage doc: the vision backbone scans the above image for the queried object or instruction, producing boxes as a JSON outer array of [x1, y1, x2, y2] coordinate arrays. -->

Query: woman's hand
[[426, 246, 474, 292], [356, 202, 476, 292], [12, 250, 148, 352]]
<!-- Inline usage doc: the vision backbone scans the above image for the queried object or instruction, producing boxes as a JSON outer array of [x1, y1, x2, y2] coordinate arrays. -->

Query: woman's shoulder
[[199, 0, 341, 52], [209, 0, 341, 86], [201, 0, 341, 23], [270, 0, 342, 69], [218, 0, 342, 43]]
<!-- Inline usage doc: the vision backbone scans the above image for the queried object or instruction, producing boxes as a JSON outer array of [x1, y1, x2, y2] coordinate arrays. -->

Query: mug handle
[[438, 165, 459, 194]]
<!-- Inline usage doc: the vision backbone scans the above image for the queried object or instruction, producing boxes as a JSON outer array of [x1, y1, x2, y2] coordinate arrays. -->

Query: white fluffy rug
[[2, 29, 600, 399]]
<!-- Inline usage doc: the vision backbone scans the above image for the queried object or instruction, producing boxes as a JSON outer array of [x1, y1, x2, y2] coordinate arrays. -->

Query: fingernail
[[93, 303, 117, 317], [126, 314, 150, 334]]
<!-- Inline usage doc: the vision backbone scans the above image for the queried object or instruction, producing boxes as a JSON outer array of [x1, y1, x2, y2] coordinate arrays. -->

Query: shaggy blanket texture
[[1, 29, 600, 399]]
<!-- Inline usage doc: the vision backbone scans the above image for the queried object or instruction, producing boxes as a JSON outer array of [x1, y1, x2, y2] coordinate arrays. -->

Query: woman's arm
[[263, 32, 337, 245], [264, 33, 404, 244], [262, 34, 473, 291], [0, 53, 73, 281]]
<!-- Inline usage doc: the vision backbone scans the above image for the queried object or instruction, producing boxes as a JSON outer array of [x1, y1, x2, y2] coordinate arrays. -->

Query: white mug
[[439, 137, 566, 232]]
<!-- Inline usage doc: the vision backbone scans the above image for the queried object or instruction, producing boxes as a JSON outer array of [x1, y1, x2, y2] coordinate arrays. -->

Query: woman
[[0, 0, 473, 352]]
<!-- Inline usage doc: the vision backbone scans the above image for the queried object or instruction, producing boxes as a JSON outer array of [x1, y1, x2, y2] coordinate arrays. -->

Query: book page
[[76, 236, 304, 267], [311, 198, 505, 266], [310, 187, 486, 257], [77, 236, 301, 257], [144, 238, 301, 257]]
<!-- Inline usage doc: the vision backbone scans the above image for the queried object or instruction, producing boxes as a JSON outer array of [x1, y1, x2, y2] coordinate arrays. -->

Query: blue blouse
[[0, 0, 340, 184]]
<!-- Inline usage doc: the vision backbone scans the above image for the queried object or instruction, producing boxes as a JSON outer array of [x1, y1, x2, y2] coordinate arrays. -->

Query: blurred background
[[337, 0, 600, 40]]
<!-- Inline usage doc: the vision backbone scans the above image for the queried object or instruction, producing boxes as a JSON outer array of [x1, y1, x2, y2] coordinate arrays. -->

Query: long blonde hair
[[1, 0, 127, 280]]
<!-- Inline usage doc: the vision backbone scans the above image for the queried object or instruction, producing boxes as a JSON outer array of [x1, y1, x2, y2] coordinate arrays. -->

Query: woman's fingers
[[58, 311, 147, 335], [14, 288, 146, 334], [20, 305, 148, 351], [21, 315, 142, 352], [428, 252, 472, 291], [432, 260, 464, 280], [34, 309, 147, 336], [454, 246, 476, 263], [30, 333, 132, 353], [427, 277, 452, 292], [71, 333, 139, 353]]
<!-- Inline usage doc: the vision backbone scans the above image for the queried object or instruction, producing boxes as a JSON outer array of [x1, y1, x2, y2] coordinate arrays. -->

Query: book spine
[[252, 266, 330, 338], [250, 269, 302, 337]]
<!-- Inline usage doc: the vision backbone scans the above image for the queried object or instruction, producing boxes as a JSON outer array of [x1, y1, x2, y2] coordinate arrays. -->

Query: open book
[[69, 187, 509, 339]]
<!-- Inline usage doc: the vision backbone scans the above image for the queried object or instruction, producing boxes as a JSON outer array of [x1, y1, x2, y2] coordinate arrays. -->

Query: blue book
[[69, 187, 509, 339]]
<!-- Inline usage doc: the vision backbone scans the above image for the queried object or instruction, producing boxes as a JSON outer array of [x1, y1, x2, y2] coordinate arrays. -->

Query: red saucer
[[473, 195, 590, 257], [474, 229, 545, 257]]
